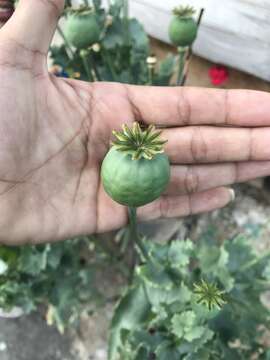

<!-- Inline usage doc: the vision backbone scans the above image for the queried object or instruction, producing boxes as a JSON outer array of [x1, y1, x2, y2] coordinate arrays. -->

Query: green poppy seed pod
[[64, 9, 100, 49], [101, 123, 171, 208], [168, 6, 198, 47]]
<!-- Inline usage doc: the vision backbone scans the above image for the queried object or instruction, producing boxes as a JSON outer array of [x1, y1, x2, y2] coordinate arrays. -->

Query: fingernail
[[229, 188, 235, 202]]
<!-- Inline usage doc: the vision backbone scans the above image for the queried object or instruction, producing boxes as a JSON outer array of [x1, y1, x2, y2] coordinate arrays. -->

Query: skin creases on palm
[[0, 0, 270, 245], [0, 49, 136, 244]]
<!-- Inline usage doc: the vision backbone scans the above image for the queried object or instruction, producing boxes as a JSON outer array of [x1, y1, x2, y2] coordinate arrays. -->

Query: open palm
[[1, 0, 270, 245]]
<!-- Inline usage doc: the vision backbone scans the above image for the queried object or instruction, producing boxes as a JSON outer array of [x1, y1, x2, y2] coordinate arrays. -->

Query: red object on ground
[[0, 0, 14, 23], [208, 65, 229, 86]]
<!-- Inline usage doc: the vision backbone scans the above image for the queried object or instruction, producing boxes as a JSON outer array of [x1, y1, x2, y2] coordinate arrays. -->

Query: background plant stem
[[180, 8, 205, 86], [89, 50, 101, 81], [123, 0, 130, 46], [80, 51, 94, 81], [128, 207, 150, 264], [123, 0, 129, 20], [147, 65, 154, 85], [176, 47, 186, 86], [56, 25, 75, 59], [101, 48, 118, 81]]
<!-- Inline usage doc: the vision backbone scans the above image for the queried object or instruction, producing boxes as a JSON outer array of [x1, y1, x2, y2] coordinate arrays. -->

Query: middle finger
[[164, 126, 270, 164]]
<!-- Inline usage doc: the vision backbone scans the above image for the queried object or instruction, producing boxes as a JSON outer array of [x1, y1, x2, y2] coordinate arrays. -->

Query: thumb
[[1, 0, 64, 54]]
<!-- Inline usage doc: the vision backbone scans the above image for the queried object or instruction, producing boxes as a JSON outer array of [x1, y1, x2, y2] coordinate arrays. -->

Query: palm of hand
[[1, 0, 270, 245], [0, 38, 136, 243]]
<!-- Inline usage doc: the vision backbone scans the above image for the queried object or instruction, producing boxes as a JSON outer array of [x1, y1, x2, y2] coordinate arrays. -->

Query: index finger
[[126, 86, 270, 127]]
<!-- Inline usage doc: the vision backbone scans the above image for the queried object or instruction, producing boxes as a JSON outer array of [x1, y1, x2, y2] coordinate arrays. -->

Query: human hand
[[0, 0, 270, 245]]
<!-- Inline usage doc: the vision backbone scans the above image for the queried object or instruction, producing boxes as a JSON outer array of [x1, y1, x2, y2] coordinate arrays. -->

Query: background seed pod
[[169, 16, 198, 48]]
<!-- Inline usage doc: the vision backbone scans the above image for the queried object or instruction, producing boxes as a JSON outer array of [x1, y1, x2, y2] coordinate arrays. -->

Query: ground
[[1, 39, 270, 360]]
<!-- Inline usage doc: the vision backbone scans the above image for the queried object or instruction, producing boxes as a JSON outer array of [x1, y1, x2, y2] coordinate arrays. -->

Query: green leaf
[[109, 0, 124, 18], [103, 19, 125, 49], [262, 261, 270, 281], [0, 246, 19, 267], [147, 241, 169, 264], [154, 54, 176, 86], [171, 311, 196, 339], [93, 0, 102, 10], [197, 244, 234, 291], [225, 235, 255, 272], [144, 281, 192, 309], [136, 263, 174, 289], [156, 341, 181, 360], [18, 246, 48, 276], [168, 240, 194, 271], [129, 19, 149, 51], [184, 325, 205, 342], [108, 284, 151, 360]]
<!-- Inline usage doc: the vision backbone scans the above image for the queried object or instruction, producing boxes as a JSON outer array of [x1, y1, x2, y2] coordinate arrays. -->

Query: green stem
[[176, 46, 186, 86], [56, 25, 74, 59], [83, 0, 89, 6], [89, 49, 101, 81], [148, 66, 154, 85], [128, 207, 150, 262], [80, 51, 94, 82], [180, 8, 205, 86], [123, 0, 129, 19], [101, 48, 118, 81], [123, 0, 130, 45]]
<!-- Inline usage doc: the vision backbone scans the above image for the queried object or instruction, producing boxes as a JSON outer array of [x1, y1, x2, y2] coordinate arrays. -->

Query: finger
[[163, 126, 270, 163], [0, 0, 64, 54], [137, 187, 234, 221], [126, 85, 270, 127], [167, 161, 270, 195]]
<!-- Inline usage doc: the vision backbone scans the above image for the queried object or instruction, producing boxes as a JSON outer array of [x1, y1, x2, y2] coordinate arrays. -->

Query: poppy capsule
[[0, 0, 14, 23]]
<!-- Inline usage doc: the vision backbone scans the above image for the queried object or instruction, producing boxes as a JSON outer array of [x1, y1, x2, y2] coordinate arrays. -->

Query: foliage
[[0, 237, 119, 333], [109, 236, 270, 359], [50, 0, 176, 85]]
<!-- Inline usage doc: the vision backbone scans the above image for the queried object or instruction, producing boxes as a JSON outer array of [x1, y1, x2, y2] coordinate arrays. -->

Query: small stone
[[95, 348, 106, 359]]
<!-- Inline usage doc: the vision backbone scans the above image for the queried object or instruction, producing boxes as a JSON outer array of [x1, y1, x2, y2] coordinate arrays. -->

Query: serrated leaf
[[0, 246, 19, 267], [129, 19, 149, 51], [225, 235, 255, 272], [154, 54, 176, 86], [103, 19, 125, 49], [171, 311, 195, 339], [147, 242, 169, 264], [137, 263, 173, 289], [184, 325, 205, 342], [108, 284, 151, 360], [144, 282, 192, 308], [168, 240, 194, 271], [18, 246, 48, 276], [198, 244, 234, 291], [156, 341, 181, 360]]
